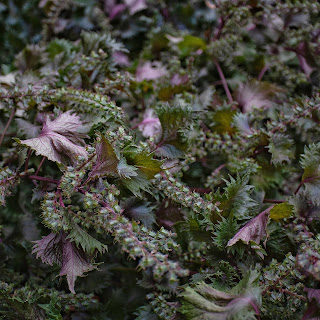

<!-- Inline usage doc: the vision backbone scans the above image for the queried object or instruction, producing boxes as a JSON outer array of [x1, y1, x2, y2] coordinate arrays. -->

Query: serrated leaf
[[91, 135, 119, 178], [130, 152, 162, 179], [59, 238, 96, 294], [269, 202, 294, 221], [32, 232, 64, 266], [38, 295, 62, 320], [123, 199, 156, 228], [268, 133, 295, 165], [227, 207, 270, 247], [300, 143, 320, 205], [18, 111, 88, 165], [122, 171, 151, 197], [179, 281, 260, 320], [117, 158, 138, 178], [156, 105, 192, 158], [218, 174, 258, 220], [67, 220, 108, 255], [32, 231, 96, 294]]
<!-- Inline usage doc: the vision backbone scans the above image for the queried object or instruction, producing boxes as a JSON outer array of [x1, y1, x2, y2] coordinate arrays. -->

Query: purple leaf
[[32, 232, 63, 266], [171, 74, 189, 86], [227, 207, 271, 247], [135, 61, 167, 82], [91, 135, 119, 178], [138, 109, 162, 138], [19, 111, 88, 165], [16, 119, 41, 138], [305, 288, 320, 303], [112, 51, 130, 66], [125, 0, 147, 15], [33, 231, 95, 294], [59, 238, 96, 294], [109, 4, 126, 20], [236, 82, 278, 113]]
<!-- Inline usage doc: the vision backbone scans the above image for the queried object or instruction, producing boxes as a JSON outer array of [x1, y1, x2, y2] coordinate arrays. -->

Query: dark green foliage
[[1, 0, 320, 319]]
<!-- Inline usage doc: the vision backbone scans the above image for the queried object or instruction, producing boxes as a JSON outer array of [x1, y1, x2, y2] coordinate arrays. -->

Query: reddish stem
[[263, 199, 285, 204], [35, 156, 46, 176], [295, 176, 320, 195], [214, 61, 233, 104], [24, 149, 32, 172], [257, 64, 269, 81], [0, 108, 16, 147], [27, 175, 59, 184]]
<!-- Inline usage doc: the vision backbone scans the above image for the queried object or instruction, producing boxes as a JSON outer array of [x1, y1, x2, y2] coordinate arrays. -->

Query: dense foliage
[[1, 0, 320, 319]]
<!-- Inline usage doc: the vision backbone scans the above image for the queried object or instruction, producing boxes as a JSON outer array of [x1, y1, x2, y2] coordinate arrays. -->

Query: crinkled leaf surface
[[67, 220, 108, 255], [227, 208, 270, 247], [300, 143, 320, 205], [218, 174, 258, 220], [32, 231, 95, 293], [91, 135, 119, 178], [268, 133, 295, 165], [59, 237, 96, 294], [18, 111, 88, 165], [180, 281, 260, 320], [235, 82, 279, 113], [117, 157, 138, 178]]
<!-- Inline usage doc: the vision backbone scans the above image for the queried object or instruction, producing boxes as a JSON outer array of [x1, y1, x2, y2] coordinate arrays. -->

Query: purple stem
[[0, 108, 16, 147], [214, 61, 233, 104]]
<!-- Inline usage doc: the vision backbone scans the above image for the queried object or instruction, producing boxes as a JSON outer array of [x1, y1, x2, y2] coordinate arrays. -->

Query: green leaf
[[179, 280, 260, 320], [269, 202, 294, 221], [117, 158, 138, 178], [211, 108, 237, 134], [122, 171, 152, 197], [156, 105, 193, 158], [178, 35, 207, 57], [300, 143, 320, 205], [130, 152, 162, 180], [67, 220, 108, 255], [38, 295, 62, 320], [268, 133, 295, 165], [217, 174, 258, 220]]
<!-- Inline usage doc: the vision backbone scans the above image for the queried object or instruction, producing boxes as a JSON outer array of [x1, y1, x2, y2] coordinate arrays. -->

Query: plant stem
[[295, 176, 320, 194], [263, 199, 285, 204], [0, 108, 16, 147], [35, 156, 46, 176], [24, 148, 32, 172], [27, 175, 59, 184], [214, 61, 233, 104], [257, 64, 269, 81]]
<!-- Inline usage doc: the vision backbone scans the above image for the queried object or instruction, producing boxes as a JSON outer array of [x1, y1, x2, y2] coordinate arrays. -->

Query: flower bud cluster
[[41, 192, 67, 231], [60, 166, 86, 198], [182, 241, 208, 264], [147, 292, 177, 320], [158, 172, 220, 229], [0, 167, 18, 206], [96, 205, 188, 283], [55, 88, 124, 123]]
